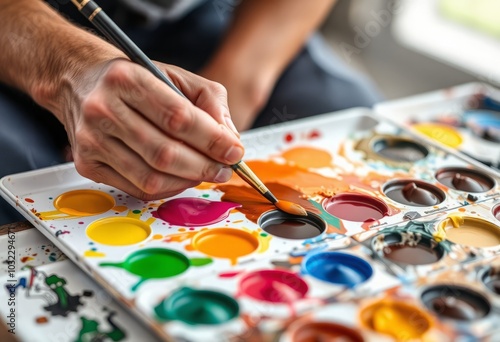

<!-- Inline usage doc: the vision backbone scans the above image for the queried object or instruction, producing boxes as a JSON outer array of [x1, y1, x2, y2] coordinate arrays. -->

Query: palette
[[375, 82, 500, 168], [1, 107, 500, 341]]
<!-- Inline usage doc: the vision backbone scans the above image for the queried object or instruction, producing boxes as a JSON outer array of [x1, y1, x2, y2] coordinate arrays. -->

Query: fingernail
[[225, 146, 244, 164], [224, 117, 240, 137], [214, 167, 233, 183]]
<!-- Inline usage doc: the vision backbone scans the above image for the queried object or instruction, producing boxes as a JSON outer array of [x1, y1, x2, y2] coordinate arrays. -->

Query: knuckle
[[208, 81, 227, 97], [161, 101, 194, 133], [103, 62, 131, 86], [139, 171, 163, 195], [206, 125, 225, 154], [151, 143, 178, 171]]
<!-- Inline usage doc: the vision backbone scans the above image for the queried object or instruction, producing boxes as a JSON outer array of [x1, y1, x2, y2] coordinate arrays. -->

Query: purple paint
[[153, 198, 241, 226]]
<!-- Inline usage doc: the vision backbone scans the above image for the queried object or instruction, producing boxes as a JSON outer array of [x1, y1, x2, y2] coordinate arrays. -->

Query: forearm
[[0, 0, 125, 120]]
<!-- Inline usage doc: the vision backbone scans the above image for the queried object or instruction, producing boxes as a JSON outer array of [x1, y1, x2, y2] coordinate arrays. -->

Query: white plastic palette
[[1, 107, 500, 341]]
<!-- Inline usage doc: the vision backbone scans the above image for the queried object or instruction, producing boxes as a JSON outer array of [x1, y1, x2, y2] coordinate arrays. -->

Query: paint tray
[[2, 107, 500, 341], [375, 82, 500, 168]]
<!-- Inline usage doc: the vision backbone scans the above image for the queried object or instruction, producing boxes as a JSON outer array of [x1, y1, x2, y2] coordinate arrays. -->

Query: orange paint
[[275, 200, 307, 216], [217, 183, 319, 223], [165, 231, 198, 243], [190, 228, 259, 265], [25, 198, 34, 203], [281, 146, 332, 168], [152, 234, 163, 240]]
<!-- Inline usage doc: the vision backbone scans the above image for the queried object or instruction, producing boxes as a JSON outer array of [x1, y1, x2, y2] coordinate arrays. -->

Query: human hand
[[62, 58, 244, 200]]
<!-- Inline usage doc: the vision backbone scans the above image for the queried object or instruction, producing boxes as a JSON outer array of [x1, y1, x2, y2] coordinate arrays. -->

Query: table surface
[[0, 221, 36, 342]]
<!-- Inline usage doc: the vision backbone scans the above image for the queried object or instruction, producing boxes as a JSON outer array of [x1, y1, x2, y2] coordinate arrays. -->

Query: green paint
[[45, 275, 68, 308], [260, 233, 268, 237], [75, 314, 126, 342], [154, 287, 239, 325], [202, 194, 210, 198], [132, 209, 142, 214], [309, 200, 342, 230], [100, 248, 210, 291]]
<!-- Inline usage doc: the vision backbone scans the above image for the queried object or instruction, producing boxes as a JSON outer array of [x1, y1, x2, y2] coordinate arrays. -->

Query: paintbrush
[[70, 0, 307, 217]]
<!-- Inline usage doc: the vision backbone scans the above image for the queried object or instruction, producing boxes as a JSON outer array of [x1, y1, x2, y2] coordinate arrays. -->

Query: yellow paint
[[84, 250, 106, 258], [281, 146, 333, 168], [152, 234, 163, 240], [191, 228, 259, 265], [437, 215, 500, 247], [413, 123, 463, 148], [39, 190, 116, 220], [86, 217, 152, 246], [359, 299, 432, 340]]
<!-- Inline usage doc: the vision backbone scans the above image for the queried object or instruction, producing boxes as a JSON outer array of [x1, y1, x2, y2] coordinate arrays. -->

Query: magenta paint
[[322, 193, 389, 222], [153, 198, 241, 226], [238, 269, 308, 304]]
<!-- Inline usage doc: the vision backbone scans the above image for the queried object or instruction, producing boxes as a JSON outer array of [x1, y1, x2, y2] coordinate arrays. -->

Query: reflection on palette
[[375, 82, 500, 168], [1, 108, 500, 341]]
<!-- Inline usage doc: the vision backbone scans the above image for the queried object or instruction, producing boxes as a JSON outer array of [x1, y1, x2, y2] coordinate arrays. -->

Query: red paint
[[25, 198, 34, 203], [308, 130, 321, 139], [284, 133, 294, 143], [219, 271, 242, 278], [153, 198, 241, 227], [323, 193, 389, 222], [238, 269, 308, 304], [494, 203, 500, 222]]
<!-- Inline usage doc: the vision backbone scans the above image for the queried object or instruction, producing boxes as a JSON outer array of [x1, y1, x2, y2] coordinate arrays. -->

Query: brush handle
[[70, 0, 185, 98], [231, 162, 278, 204]]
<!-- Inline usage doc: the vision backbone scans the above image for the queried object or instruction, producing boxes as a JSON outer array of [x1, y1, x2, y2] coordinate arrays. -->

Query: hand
[[61, 58, 244, 200]]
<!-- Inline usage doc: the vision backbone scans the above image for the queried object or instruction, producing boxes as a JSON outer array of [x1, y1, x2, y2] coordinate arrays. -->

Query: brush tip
[[275, 200, 308, 216]]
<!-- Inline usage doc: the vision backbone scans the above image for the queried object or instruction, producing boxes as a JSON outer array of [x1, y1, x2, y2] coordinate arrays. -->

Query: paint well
[[302, 252, 372, 287], [238, 269, 308, 303], [492, 203, 500, 222], [153, 198, 240, 226], [372, 232, 444, 265], [287, 321, 364, 342], [191, 228, 259, 265], [86, 217, 151, 246], [437, 216, 500, 248], [258, 210, 326, 239], [322, 193, 389, 222], [435, 167, 495, 193], [359, 299, 432, 339], [371, 137, 428, 162], [383, 179, 445, 207], [154, 287, 239, 325], [479, 266, 500, 296], [413, 123, 463, 148], [54, 190, 115, 216], [421, 285, 491, 321]]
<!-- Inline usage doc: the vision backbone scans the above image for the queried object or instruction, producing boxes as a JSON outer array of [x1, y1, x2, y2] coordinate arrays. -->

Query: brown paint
[[288, 321, 364, 342], [259, 211, 326, 239], [383, 245, 442, 265], [383, 180, 445, 207], [435, 167, 495, 193]]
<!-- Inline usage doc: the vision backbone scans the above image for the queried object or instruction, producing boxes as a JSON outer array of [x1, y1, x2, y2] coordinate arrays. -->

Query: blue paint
[[302, 251, 373, 287]]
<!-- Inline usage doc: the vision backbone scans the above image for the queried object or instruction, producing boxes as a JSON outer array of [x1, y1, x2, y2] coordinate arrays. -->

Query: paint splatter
[[55, 230, 70, 238], [152, 197, 241, 226], [281, 146, 332, 168], [74, 311, 126, 342], [83, 250, 106, 258], [25, 198, 34, 203]]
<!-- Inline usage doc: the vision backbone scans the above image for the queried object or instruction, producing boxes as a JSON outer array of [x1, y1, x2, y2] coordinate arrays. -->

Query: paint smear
[[190, 228, 259, 265], [83, 250, 106, 258], [39, 190, 120, 220], [152, 197, 241, 226], [154, 287, 239, 325], [359, 299, 433, 339], [281, 146, 332, 168], [288, 321, 364, 342], [323, 193, 389, 222], [437, 215, 500, 247], [413, 123, 463, 148], [100, 248, 212, 291], [86, 216, 154, 246]]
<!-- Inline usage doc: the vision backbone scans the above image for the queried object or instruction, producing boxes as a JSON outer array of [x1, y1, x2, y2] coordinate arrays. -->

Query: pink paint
[[238, 270, 308, 304], [153, 198, 241, 227], [219, 271, 243, 278]]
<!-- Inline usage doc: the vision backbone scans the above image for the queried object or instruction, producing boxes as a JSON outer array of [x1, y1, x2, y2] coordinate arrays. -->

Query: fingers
[[111, 62, 243, 165]]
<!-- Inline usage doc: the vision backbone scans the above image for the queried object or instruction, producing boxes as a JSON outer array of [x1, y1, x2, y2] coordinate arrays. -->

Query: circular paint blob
[[154, 287, 239, 325], [479, 266, 500, 296], [322, 193, 389, 222], [86, 217, 151, 246], [492, 203, 500, 222], [192, 228, 258, 264], [238, 269, 308, 304], [281, 146, 333, 168], [372, 232, 444, 265], [258, 211, 326, 240], [102, 248, 190, 279], [359, 299, 432, 339], [372, 137, 429, 162], [302, 252, 373, 287], [421, 284, 491, 321], [413, 123, 463, 148], [54, 190, 115, 216], [435, 167, 495, 193], [383, 179, 446, 207], [287, 321, 364, 342], [437, 216, 500, 248]]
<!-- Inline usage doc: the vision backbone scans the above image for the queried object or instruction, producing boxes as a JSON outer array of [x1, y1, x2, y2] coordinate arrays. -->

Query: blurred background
[[320, 0, 499, 100]]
